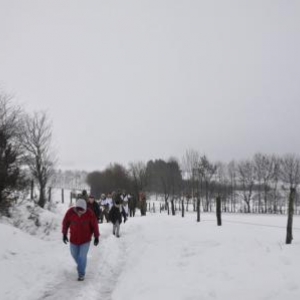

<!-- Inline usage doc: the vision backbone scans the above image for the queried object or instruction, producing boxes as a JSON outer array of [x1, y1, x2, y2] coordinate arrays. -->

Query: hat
[[76, 199, 87, 211]]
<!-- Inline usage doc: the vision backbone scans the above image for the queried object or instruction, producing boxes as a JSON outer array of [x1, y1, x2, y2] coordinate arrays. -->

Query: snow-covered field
[[1, 199, 300, 300]]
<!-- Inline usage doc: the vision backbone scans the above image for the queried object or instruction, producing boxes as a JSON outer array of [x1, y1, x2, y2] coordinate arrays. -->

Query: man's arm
[[62, 210, 71, 235]]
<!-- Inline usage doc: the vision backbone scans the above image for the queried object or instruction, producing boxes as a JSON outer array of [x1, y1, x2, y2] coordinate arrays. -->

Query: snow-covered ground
[[1, 199, 300, 300]]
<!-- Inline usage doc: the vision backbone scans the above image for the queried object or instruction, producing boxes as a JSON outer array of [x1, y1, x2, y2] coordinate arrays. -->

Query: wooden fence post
[[286, 188, 295, 244], [48, 187, 52, 202], [216, 195, 222, 226], [30, 180, 34, 200]]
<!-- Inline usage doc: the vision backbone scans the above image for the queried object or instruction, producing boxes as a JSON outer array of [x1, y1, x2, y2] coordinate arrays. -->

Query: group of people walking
[[86, 191, 131, 226], [61, 190, 133, 281]]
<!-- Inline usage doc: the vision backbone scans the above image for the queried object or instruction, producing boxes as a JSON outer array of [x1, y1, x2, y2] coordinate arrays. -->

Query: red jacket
[[62, 207, 100, 245]]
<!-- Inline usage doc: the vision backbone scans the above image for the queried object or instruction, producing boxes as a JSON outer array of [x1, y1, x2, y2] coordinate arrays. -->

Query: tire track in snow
[[211, 219, 300, 230]]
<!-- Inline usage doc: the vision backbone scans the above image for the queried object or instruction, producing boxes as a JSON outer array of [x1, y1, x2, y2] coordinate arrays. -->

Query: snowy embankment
[[1, 201, 300, 300]]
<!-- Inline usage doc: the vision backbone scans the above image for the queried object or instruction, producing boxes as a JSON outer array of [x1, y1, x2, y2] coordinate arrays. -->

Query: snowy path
[[2, 208, 300, 300], [38, 222, 129, 300]]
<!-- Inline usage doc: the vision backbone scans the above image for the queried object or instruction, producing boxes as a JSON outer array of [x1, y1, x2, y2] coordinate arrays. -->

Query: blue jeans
[[70, 242, 90, 277], [113, 220, 120, 237]]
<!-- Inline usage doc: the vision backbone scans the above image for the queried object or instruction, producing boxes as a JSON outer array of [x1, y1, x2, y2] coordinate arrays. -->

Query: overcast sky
[[1, 0, 300, 171]]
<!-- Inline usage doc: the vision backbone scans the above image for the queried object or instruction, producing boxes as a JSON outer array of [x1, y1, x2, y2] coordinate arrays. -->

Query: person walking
[[108, 193, 126, 238], [128, 193, 137, 217], [121, 191, 129, 218], [81, 189, 89, 202], [62, 198, 100, 281], [139, 191, 147, 216], [99, 193, 109, 223], [87, 194, 101, 222]]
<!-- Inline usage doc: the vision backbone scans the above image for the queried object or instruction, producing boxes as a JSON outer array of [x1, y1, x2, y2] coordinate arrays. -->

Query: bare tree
[[228, 160, 237, 212], [21, 112, 55, 208], [253, 153, 264, 212], [215, 161, 230, 212], [165, 158, 182, 216], [270, 157, 281, 213], [128, 161, 148, 215], [237, 159, 255, 213], [280, 154, 300, 189], [260, 154, 277, 213], [253, 153, 278, 213], [182, 149, 200, 198], [200, 155, 217, 212], [182, 149, 202, 219]]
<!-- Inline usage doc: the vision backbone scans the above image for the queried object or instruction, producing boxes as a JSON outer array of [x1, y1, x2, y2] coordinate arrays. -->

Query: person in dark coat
[[87, 195, 101, 222], [128, 193, 137, 217], [81, 189, 89, 201], [139, 191, 147, 216], [108, 193, 126, 237]]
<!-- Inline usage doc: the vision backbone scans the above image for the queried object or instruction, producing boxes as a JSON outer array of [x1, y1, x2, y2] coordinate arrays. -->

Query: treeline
[[0, 92, 55, 214], [181, 150, 300, 215], [87, 159, 182, 201], [51, 169, 89, 191], [87, 150, 300, 215]]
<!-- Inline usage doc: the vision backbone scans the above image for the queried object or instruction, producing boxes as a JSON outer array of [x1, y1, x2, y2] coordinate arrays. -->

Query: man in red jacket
[[62, 198, 100, 281]]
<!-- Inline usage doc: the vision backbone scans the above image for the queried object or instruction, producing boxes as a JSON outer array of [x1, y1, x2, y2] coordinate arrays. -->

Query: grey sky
[[1, 0, 300, 171]]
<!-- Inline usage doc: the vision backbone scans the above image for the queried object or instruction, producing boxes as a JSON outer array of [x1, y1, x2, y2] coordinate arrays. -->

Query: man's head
[[76, 198, 87, 213], [88, 195, 95, 202]]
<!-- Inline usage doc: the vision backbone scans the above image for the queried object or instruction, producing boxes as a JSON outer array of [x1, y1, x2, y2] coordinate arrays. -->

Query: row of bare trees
[[84, 146, 299, 245], [0, 92, 55, 214], [86, 160, 181, 204], [85, 151, 300, 217], [181, 150, 300, 215], [86, 162, 148, 212], [51, 169, 89, 191], [177, 150, 300, 244]]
